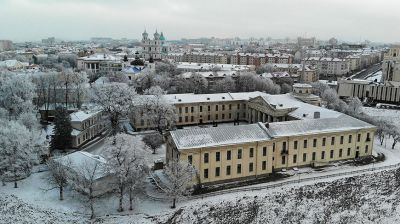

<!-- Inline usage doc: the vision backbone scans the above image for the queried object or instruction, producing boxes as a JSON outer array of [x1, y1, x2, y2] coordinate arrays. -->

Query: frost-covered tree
[[142, 86, 176, 133], [164, 158, 196, 208], [280, 83, 293, 94], [347, 97, 362, 115], [190, 73, 208, 94], [103, 134, 149, 212], [91, 83, 138, 139], [51, 107, 72, 151], [143, 132, 164, 154], [47, 157, 70, 200], [310, 82, 330, 97], [213, 77, 236, 93], [322, 88, 340, 109], [71, 72, 89, 109], [388, 127, 400, 149], [0, 120, 35, 188], [236, 73, 258, 92]]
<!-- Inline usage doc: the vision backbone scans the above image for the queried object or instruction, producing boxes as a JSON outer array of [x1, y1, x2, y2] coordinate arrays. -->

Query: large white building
[[141, 30, 171, 61]]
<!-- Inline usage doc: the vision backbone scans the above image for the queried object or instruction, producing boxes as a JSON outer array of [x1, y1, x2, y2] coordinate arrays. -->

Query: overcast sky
[[0, 0, 398, 43]]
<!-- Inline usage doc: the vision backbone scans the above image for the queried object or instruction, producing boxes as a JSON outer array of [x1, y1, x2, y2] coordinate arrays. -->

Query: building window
[[366, 133, 371, 142], [294, 141, 298, 149], [283, 142, 287, 150], [365, 145, 369, 153], [349, 135, 352, 143], [340, 136, 344, 144], [188, 155, 193, 164], [357, 134, 361, 142], [208, 105, 211, 111], [237, 104, 240, 109], [204, 169, 209, 179], [249, 148, 254, 158], [263, 147, 267, 156], [191, 107, 194, 113], [216, 114, 219, 120], [191, 116, 194, 122], [282, 156, 286, 164], [322, 138, 326, 146], [208, 115, 211, 120], [204, 153, 209, 163], [331, 137, 335, 145], [321, 151, 325, 159], [347, 148, 351, 156], [215, 167, 220, 177], [262, 161, 267, 170], [229, 104, 232, 110], [226, 165, 231, 175], [304, 140, 308, 148], [227, 150, 231, 160], [179, 107, 182, 113], [249, 163, 254, 172], [313, 139, 317, 147], [237, 149, 242, 159], [199, 106, 203, 112], [237, 164, 242, 174], [216, 105, 219, 111], [185, 107, 188, 113], [222, 105, 225, 111], [179, 117, 182, 122], [330, 150, 334, 159], [185, 116, 188, 122], [273, 143, 275, 152], [339, 149, 343, 157], [222, 114, 225, 119], [293, 154, 297, 163], [216, 152, 220, 162]]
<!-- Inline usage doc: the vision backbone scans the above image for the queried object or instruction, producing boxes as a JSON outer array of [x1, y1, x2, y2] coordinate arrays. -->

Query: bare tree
[[46, 157, 70, 200], [142, 86, 176, 133], [214, 77, 236, 93], [91, 83, 138, 141], [103, 134, 149, 212], [164, 158, 196, 208], [143, 133, 164, 154]]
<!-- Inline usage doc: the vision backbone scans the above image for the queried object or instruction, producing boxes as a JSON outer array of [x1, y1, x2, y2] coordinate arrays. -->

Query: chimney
[[314, 111, 320, 119]]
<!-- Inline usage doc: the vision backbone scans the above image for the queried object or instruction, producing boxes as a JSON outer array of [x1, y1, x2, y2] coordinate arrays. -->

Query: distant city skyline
[[1, 0, 399, 43]]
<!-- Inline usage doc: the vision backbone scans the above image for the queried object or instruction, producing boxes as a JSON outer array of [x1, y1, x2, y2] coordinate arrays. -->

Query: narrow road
[[350, 62, 382, 79]]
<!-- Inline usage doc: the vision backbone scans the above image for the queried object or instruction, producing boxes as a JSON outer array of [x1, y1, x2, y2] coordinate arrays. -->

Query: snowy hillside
[[156, 168, 400, 224]]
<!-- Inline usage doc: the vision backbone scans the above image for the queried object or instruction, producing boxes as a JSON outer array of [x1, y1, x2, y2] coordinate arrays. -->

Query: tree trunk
[[129, 189, 133, 211], [392, 141, 397, 149], [118, 185, 124, 212], [89, 187, 95, 219], [171, 198, 176, 209], [13, 167, 17, 188], [59, 186, 64, 200]]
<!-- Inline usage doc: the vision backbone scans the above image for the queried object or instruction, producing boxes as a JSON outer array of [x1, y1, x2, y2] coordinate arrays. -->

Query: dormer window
[[222, 97, 225, 99], [178, 99, 182, 102], [207, 98, 210, 100]]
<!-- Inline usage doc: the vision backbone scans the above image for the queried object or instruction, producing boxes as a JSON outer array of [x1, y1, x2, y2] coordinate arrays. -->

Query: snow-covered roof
[[70, 110, 101, 122], [293, 83, 313, 88], [163, 91, 267, 104], [55, 151, 108, 180], [268, 115, 376, 137], [78, 54, 120, 61], [170, 122, 271, 150]]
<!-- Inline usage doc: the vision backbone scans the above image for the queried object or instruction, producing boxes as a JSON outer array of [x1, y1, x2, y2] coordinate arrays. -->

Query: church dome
[[159, 32, 165, 41], [154, 30, 160, 40]]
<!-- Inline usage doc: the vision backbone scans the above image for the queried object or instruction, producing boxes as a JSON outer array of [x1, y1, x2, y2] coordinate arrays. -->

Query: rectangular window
[[282, 156, 286, 164], [208, 115, 211, 120], [249, 148, 254, 158], [222, 114, 225, 119], [204, 153, 209, 163], [227, 150, 231, 160], [347, 148, 351, 156], [304, 140, 308, 148], [216, 105, 219, 111], [312, 152, 316, 160], [185, 107, 188, 113], [226, 165, 231, 175], [204, 169, 208, 179], [366, 133, 371, 142], [185, 116, 188, 122], [208, 105, 211, 111], [349, 135, 352, 143], [330, 150, 334, 159], [229, 104, 232, 110], [237, 149, 242, 159], [222, 105, 225, 111], [188, 155, 193, 164], [216, 114, 219, 120], [191, 116, 194, 122], [179, 107, 182, 113], [216, 152, 220, 162], [340, 136, 344, 144], [249, 163, 254, 172], [365, 145, 369, 153], [179, 117, 182, 122], [215, 167, 220, 177], [322, 138, 326, 146], [293, 154, 297, 163], [339, 149, 343, 157], [191, 107, 194, 113], [331, 137, 335, 145], [313, 139, 317, 147], [283, 142, 287, 150], [294, 141, 298, 150], [237, 164, 242, 174], [262, 161, 267, 170], [199, 106, 203, 112], [321, 151, 325, 159], [303, 153, 307, 162], [357, 134, 361, 142], [237, 104, 240, 109], [263, 147, 267, 156]]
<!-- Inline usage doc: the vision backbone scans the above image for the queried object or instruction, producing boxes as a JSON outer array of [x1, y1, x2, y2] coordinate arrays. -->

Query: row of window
[[178, 112, 243, 123], [193, 147, 268, 164], [290, 133, 371, 150], [203, 161, 268, 179], [178, 104, 245, 114]]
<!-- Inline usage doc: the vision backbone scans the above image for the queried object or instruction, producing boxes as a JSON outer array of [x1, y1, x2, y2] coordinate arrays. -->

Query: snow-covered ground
[[365, 70, 382, 82]]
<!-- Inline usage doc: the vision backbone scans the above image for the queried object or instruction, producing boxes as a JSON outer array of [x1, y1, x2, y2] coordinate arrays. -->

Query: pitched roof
[[170, 122, 271, 150]]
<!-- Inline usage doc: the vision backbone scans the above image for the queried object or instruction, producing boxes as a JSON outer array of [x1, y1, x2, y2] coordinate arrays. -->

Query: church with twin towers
[[141, 29, 171, 61]]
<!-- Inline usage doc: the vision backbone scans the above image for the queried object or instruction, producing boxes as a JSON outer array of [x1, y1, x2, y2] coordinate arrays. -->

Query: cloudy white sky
[[0, 0, 398, 43]]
